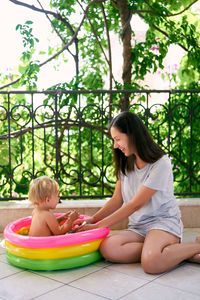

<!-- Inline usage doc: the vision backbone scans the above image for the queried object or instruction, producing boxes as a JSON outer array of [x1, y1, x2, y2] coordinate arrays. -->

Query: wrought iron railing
[[0, 89, 199, 200]]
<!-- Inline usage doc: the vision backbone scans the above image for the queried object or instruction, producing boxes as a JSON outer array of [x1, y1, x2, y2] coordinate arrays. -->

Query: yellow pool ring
[[15, 226, 30, 235], [5, 238, 103, 259]]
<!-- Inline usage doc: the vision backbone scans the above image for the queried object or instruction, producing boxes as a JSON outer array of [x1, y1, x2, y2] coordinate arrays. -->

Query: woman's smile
[[110, 126, 134, 157]]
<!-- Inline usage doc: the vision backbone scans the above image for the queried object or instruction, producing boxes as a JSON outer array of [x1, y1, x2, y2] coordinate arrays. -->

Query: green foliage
[[15, 21, 40, 89], [16, 21, 39, 48], [148, 94, 200, 195]]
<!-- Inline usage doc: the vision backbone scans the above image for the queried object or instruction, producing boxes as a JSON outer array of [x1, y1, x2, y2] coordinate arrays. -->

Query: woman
[[75, 111, 200, 274]]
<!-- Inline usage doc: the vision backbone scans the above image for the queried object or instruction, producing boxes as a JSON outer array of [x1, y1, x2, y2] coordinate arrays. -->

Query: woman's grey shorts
[[126, 217, 183, 241]]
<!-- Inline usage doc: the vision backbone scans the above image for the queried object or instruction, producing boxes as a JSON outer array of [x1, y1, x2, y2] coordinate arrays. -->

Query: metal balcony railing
[[0, 89, 199, 200]]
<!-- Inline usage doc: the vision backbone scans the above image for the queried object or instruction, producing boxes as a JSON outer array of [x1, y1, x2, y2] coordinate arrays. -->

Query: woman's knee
[[141, 249, 161, 274], [99, 235, 123, 262]]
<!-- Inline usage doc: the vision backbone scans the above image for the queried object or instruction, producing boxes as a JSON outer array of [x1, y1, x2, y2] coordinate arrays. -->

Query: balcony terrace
[[0, 89, 199, 299]]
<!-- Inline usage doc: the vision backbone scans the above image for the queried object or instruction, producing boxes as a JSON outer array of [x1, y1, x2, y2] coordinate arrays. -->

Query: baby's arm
[[56, 211, 73, 223], [61, 210, 79, 233], [46, 210, 79, 235]]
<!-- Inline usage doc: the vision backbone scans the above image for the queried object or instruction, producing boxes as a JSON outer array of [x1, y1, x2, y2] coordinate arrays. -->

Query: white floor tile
[[0, 228, 200, 300], [154, 264, 200, 295], [34, 285, 106, 300], [0, 253, 9, 264], [0, 237, 6, 255], [0, 271, 63, 300], [0, 261, 22, 279], [106, 263, 161, 281], [31, 261, 110, 284], [0, 247, 5, 255], [120, 281, 200, 300], [70, 268, 148, 299]]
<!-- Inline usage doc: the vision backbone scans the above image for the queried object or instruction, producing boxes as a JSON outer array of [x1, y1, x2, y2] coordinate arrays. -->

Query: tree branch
[[35, 0, 79, 67], [9, 0, 75, 32], [77, 0, 116, 83], [1, 0, 106, 90], [143, 0, 199, 17], [138, 12, 188, 52], [36, 0, 68, 47], [0, 118, 109, 140]]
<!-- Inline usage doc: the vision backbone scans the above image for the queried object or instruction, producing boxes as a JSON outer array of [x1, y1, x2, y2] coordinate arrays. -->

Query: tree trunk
[[115, 0, 132, 108], [117, 0, 132, 86]]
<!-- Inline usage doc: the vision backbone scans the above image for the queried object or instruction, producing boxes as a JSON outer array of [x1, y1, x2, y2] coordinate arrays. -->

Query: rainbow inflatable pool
[[3, 214, 109, 271]]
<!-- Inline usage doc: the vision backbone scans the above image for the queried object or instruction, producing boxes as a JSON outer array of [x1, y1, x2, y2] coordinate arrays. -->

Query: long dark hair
[[109, 111, 165, 178]]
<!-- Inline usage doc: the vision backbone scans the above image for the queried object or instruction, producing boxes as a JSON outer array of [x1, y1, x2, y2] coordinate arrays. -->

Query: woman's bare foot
[[188, 236, 200, 263], [195, 236, 200, 243], [188, 254, 200, 263]]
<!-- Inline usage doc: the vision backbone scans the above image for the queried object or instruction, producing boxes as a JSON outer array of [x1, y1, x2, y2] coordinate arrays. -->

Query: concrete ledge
[[0, 198, 200, 232], [177, 198, 200, 228], [0, 199, 127, 232]]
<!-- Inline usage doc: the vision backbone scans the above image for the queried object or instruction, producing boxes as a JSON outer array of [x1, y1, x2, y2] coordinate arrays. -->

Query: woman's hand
[[74, 222, 98, 232], [73, 216, 94, 227]]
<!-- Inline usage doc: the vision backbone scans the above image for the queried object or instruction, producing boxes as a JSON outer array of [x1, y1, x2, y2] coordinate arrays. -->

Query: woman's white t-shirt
[[121, 155, 181, 227]]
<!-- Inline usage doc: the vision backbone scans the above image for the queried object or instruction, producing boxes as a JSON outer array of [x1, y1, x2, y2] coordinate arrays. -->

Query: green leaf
[[25, 20, 33, 25]]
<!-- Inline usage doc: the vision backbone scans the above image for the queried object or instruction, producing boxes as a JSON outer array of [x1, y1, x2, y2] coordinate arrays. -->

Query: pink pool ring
[[3, 214, 110, 271], [4, 214, 109, 248]]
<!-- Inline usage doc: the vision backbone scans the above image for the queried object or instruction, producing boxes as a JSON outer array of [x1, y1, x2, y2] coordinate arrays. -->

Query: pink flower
[[150, 45, 159, 51], [163, 138, 168, 143], [12, 191, 19, 197]]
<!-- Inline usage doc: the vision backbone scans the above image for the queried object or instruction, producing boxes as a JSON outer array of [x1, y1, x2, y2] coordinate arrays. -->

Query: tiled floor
[[0, 229, 200, 300]]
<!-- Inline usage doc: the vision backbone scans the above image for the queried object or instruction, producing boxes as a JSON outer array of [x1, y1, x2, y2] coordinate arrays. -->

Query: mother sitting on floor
[[74, 111, 200, 274]]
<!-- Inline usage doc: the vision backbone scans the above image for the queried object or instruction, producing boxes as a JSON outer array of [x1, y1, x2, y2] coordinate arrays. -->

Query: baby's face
[[47, 190, 60, 209]]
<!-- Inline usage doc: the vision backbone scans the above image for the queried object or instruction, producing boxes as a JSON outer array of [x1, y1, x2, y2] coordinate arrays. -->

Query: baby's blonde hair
[[28, 176, 59, 205]]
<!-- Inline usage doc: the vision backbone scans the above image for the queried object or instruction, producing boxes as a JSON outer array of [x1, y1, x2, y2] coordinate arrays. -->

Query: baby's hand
[[57, 211, 72, 223], [68, 210, 79, 222]]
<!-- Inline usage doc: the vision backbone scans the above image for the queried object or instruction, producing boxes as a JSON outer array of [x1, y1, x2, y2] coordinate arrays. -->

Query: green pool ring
[[6, 250, 102, 271]]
